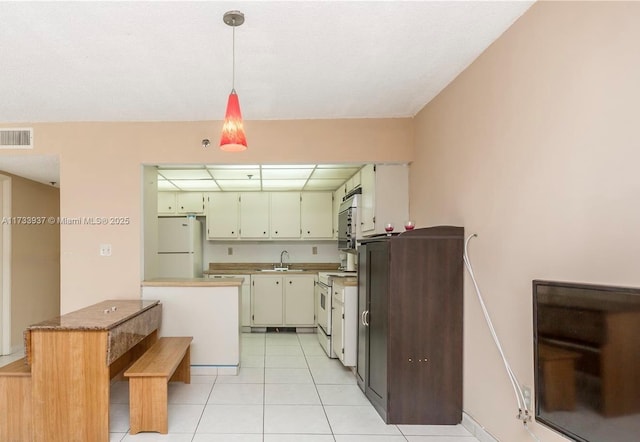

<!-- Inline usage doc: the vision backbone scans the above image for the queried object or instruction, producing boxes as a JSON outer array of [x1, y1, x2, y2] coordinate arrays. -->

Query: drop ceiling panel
[[262, 180, 307, 190], [158, 180, 178, 191], [261, 169, 313, 180], [216, 180, 261, 191], [171, 180, 220, 191], [208, 168, 261, 180], [304, 179, 346, 190], [310, 168, 360, 180], [158, 169, 211, 180]]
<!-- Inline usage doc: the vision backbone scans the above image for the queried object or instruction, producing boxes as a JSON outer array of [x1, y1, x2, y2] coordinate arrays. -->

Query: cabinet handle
[[364, 310, 370, 326], [307, 230, 311, 234], [361, 311, 366, 326], [275, 231, 278, 234], [231, 231, 235, 234]]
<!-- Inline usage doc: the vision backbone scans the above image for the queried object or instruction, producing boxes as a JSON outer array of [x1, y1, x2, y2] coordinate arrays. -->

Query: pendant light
[[219, 10, 247, 152]]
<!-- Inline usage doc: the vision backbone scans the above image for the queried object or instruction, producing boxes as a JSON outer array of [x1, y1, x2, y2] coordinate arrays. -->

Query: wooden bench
[[124, 336, 192, 434], [0, 357, 32, 441]]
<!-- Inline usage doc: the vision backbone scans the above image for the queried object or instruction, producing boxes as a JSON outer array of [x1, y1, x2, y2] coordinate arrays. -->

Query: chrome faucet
[[279, 250, 289, 269]]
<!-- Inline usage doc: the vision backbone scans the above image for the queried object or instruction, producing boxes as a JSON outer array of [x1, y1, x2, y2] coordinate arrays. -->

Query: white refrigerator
[[157, 217, 203, 278]]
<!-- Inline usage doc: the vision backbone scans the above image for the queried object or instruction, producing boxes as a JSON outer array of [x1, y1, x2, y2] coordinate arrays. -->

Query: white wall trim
[[462, 412, 499, 442], [0, 174, 12, 355]]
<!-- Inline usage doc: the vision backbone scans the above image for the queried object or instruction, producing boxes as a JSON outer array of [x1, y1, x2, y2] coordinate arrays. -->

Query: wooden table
[[26, 299, 161, 442]]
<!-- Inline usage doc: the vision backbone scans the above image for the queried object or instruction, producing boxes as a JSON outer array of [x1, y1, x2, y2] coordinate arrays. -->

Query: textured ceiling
[[0, 1, 534, 123]]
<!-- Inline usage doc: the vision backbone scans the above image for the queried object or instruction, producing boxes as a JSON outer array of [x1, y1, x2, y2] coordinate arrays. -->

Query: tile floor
[[105, 332, 479, 441]]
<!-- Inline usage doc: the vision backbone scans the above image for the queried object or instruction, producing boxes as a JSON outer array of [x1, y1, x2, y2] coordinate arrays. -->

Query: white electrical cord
[[464, 234, 541, 442]]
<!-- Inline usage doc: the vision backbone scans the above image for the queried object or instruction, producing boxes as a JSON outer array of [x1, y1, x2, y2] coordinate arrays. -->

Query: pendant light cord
[[231, 18, 236, 91]]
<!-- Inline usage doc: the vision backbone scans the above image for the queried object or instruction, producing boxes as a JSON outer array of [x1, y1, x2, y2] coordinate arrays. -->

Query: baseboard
[[462, 412, 498, 442]]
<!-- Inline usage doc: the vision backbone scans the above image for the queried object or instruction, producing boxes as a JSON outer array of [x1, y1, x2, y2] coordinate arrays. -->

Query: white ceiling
[[0, 1, 534, 184]]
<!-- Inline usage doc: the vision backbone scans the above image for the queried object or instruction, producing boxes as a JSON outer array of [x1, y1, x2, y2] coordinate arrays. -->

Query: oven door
[[315, 280, 331, 335]]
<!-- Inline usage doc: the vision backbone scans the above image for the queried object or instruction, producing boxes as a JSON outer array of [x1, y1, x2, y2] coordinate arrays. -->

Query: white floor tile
[[305, 355, 341, 368], [109, 403, 130, 433], [191, 375, 217, 384], [168, 382, 213, 404], [265, 367, 314, 384], [334, 436, 409, 442], [398, 424, 472, 436], [264, 383, 321, 405], [265, 333, 301, 345], [265, 354, 308, 368], [266, 345, 304, 356], [241, 342, 266, 356], [264, 404, 331, 434], [208, 383, 264, 404], [110, 381, 130, 404], [324, 405, 401, 435], [316, 384, 370, 405], [110, 433, 126, 442], [405, 437, 477, 442], [197, 404, 263, 433], [240, 355, 265, 367], [242, 333, 266, 341], [302, 344, 327, 356], [123, 433, 194, 441], [215, 367, 264, 384], [193, 435, 263, 442], [264, 435, 335, 442], [310, 364, 357, 385], [167, 404, 205, 433]]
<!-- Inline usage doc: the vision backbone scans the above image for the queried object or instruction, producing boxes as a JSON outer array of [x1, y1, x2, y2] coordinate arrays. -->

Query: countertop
[[204, 262, 342, 276], [27, 299, 159, 331], [142, 278, 244, 287]]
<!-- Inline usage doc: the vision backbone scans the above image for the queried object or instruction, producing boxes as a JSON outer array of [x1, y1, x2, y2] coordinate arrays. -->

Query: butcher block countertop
[[204, 262, 341, 275], [142, 278, 244, 287]]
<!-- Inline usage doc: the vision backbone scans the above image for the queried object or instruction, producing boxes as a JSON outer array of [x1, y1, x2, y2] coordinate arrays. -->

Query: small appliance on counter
[[339, 250, 358, 272]]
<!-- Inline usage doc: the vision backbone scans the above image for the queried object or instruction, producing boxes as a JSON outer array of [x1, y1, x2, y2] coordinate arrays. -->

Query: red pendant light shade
[[220, 90, 247, 151]]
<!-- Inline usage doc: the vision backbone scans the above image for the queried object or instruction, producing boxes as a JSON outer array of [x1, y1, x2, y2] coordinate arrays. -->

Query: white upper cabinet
[[240, 193, 270, 238], [360, 164, 409, 235], [158, 192, 177, 215], [177, 192, 205, 214], [206, 192, 239, 239], [360, 164, 376, 232], [270, 192, 301, 239], [158, 192, 204, 216], [301, 192, 334, 239]]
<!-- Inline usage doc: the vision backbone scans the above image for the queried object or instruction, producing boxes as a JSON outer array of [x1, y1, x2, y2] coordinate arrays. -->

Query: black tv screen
[[533, 280, 640, 442]]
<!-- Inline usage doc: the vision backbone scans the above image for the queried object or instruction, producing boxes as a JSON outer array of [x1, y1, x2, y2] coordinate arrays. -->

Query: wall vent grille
[[0, 128, 33, 149]]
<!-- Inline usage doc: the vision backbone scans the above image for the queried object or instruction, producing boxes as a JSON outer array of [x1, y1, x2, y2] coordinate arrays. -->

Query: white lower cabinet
[[251, 274, 316, 327], [208, 274, 251, 328], [331, 278, 358, 366]]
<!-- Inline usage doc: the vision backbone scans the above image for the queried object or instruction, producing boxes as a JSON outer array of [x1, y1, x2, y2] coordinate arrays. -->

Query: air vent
[[0, 128, 33, 149]]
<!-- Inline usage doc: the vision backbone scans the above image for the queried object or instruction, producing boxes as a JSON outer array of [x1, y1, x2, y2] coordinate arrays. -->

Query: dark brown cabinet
[[357, 226, 464, 424]]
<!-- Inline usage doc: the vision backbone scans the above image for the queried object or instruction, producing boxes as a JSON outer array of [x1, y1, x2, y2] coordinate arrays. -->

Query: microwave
[[338, 193, 360, 250]]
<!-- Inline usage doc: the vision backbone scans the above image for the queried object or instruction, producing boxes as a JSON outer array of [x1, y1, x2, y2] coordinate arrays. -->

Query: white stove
[[316, 271, 357, 357]]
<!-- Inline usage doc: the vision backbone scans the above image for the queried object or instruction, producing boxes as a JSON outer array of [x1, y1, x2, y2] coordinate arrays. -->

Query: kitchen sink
[[257, 268, 304, 272]]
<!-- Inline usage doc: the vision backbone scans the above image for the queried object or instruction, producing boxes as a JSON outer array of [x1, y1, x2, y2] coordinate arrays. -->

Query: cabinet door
[[331, 283, 344, 360], [366, 241, 389, 409], [157, 192, 176, 215], [360, 164, 375, 232], [333, 188, 342, 239], [300, 192, 333, 239], [251, 276, 283, 325], [207, 193, 239, 239], [356, 246, 368, 390], [271, 192, 301, 239], [240, 193, 270, 238], [177, 192, 204, 214], [284, 275, 316, 326]]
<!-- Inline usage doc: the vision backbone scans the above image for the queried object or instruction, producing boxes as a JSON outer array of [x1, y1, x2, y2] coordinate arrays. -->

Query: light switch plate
[[99, 244, 112, 256]]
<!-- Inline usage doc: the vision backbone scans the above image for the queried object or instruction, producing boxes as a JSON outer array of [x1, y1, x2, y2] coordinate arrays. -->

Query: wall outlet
[[522, 385, 532, 410], [312, 246, 318, 255], [227, 247, 233, 256], [99, 244, 112, 257]]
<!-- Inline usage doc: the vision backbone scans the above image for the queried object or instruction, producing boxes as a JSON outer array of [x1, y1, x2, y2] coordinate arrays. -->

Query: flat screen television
[[533, 280, 640, 442]]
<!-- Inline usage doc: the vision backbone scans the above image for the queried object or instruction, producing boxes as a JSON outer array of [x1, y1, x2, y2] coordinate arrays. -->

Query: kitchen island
[[141, 278, 242, 375]]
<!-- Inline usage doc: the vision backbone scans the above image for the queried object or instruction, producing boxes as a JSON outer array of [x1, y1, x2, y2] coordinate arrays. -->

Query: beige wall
[[4, 173, 60, 349], [1, 119, 413, 313], [411, 2, 640, 441]]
